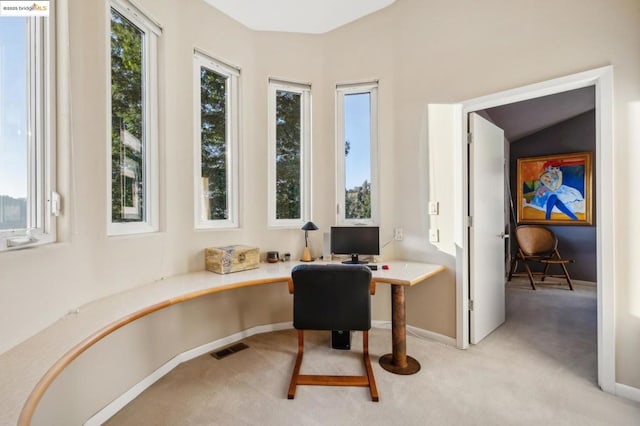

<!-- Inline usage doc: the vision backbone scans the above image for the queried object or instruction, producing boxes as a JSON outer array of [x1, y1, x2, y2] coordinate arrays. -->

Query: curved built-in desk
[[0, 260, 445, 425]]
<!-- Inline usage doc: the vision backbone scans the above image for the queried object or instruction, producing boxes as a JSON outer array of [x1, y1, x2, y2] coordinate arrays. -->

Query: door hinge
[[469, 300, 474, 311], [467, 132, 473, 144], [466, 216, 473, 227], [337, 203, 340, 215]]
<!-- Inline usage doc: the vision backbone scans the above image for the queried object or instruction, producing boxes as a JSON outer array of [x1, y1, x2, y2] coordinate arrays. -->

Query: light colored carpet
[[106, 280, 640, 425]]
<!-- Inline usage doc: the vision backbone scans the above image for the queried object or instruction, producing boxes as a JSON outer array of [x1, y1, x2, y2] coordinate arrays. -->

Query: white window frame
[[335, 81, 379, 225], [267, 79, 311, 228], [0, 13, 56, 251], [193, 50, 239, 229], [107, 0, 160, 236]]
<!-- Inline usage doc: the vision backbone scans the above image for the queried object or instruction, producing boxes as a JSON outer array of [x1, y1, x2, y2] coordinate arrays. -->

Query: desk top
[[0, 260, 445, 425]]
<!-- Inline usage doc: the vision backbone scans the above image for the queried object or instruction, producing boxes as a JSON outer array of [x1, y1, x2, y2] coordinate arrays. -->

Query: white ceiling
[[484, 86, 595, 141], [203, 0, 396, 34]]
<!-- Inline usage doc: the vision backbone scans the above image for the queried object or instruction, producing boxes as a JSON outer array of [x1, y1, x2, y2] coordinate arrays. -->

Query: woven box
[[205, 245, 260, 274]]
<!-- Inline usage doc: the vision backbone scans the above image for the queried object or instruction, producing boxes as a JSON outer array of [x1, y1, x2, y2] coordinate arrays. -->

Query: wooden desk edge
[[17, 275, 290, 426], [16, 263, 445, 425], [372, 264, 447, 286]]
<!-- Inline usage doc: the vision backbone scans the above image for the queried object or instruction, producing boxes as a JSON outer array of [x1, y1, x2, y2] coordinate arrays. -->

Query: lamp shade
[[301, 221, 318, 231]]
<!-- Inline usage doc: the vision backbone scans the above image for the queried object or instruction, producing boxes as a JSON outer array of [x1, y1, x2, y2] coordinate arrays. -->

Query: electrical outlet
[[394, 228, 404, 241], [429, 228, 439, 243]]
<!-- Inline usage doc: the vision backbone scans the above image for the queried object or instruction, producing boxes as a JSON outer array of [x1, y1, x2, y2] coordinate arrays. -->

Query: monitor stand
[[341, 254, 368, 265]]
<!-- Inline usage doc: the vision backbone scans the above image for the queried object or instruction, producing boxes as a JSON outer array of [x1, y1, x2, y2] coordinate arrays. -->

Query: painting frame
[[516, 152, 592, 225]]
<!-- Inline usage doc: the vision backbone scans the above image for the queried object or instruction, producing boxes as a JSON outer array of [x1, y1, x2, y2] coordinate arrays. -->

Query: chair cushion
[[291, 264, 372, 331]]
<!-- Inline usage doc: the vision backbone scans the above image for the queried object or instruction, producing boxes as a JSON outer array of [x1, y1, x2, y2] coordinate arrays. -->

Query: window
[[336, 82, 379, 224], [193, 51, 239, 228], [108, 0, 160, 235], [267, 80, 311, 227], [0, 14, 55, 250]]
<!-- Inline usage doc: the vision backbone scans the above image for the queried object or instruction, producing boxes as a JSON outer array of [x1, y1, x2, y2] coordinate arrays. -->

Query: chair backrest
[[515, 225, 558, 256], [291, 264, 372, 331]]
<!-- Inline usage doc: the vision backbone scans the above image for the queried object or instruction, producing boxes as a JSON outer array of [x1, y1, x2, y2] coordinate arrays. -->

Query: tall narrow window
[[109, 0, 160, 235], [336, 82, 378, 224], [0, 13, 55, 250], [268, 80, 311, 227], [194, 51, 239, 228]]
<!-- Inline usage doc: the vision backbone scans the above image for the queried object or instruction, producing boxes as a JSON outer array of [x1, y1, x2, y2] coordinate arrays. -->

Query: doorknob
[[499, 232, 509, 239]]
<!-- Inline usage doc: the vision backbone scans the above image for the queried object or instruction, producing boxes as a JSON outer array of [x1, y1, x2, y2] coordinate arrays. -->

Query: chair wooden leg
[[559, 262, 574, 291], [522, 261, 537, 290], [287, 330, 304, 399], [508, 256, 518, 281], [288, 330, 379, 402], [362, 331, 379, 402], [541, 261, 551, 282]]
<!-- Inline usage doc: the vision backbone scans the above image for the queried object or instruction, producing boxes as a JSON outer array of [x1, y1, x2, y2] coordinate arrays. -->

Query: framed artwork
[[517, 152, 592, 225]]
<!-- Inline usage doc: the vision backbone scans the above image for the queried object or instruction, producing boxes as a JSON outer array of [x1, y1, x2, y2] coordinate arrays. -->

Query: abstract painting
[[517, 152, 592, 225]]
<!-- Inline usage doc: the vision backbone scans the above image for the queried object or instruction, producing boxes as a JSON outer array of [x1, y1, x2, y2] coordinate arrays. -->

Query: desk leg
[[379, 284, 421, 375]]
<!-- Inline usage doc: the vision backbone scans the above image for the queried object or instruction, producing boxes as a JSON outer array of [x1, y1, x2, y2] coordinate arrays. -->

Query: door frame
[[454, 66, 615, 394]]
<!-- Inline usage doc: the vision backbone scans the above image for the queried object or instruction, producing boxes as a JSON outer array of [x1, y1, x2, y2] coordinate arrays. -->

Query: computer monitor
[[330, 226, 380, 264]]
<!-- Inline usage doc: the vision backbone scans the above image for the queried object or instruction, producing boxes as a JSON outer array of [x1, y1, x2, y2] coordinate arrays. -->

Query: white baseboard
[[86, 321, 455, 425], [84, 321, 293, 426], [615, 382, 640, 402], [372, 320, 457, 346]]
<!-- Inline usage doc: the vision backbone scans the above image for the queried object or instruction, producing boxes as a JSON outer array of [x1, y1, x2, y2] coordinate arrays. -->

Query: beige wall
[[2, 0, 640, 421]]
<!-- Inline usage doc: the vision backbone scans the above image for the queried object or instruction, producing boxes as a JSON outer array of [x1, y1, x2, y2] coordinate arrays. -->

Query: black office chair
[[287, 264, 379, 402]]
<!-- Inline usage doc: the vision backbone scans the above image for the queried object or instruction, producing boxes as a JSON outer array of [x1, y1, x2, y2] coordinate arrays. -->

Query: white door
[[469, 112, 506, 344]]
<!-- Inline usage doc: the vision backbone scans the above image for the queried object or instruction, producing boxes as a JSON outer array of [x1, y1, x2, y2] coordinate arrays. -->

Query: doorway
[[477, 86, 598, 384], [453, 66, 615, 394]]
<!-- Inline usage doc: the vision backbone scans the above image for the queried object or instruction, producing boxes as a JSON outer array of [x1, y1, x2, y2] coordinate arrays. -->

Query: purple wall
[[509, 110, 597, 282]]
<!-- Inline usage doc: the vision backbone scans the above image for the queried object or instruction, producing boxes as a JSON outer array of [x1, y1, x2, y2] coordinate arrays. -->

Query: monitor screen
[[330, 226, 380, 264]]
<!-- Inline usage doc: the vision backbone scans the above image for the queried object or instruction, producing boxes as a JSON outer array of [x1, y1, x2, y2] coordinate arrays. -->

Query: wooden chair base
[[509, 256, 574, 291], [287, 330, 379, 402]]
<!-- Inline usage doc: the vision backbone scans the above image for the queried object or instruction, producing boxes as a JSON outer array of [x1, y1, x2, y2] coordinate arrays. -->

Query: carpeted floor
[[106, 280, 640, 425]]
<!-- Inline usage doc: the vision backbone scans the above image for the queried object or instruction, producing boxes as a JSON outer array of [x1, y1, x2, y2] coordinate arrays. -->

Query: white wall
[[2, 0, 640, 420]]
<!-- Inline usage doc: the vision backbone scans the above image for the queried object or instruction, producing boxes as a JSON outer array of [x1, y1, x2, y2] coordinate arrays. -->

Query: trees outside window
[[108, 0, 159, 235], [194, 51, 239, 229], [268, 80, 311, 228]]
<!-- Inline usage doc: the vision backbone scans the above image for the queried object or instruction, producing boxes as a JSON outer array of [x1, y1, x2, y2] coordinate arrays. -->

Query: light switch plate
[[429, 228, 439, 243], [428, 201, 439, 215]]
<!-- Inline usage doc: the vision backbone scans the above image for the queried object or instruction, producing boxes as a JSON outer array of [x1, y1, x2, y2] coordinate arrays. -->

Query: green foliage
[[344, 136, 370, 219], [345, 180, 371, 219], [275, 90, 301, 220], [110, 10, 144, 222], [200, 68, 228, 220]]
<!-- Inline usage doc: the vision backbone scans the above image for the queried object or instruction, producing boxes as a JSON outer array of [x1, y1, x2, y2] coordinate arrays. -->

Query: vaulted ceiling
[[485, 86, 595, 142], [203, 0, 396, 34]]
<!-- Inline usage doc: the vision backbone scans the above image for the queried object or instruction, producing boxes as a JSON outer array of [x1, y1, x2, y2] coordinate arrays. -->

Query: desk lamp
[[300, 221, 318, 262]]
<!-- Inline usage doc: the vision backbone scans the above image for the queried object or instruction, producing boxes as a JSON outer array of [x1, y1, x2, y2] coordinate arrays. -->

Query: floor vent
[[211, 342, 249, 360]]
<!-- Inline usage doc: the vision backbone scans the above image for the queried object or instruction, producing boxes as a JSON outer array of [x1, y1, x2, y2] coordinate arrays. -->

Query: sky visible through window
[[0, 18, 27, 199], [344, 92, 371, 190]]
